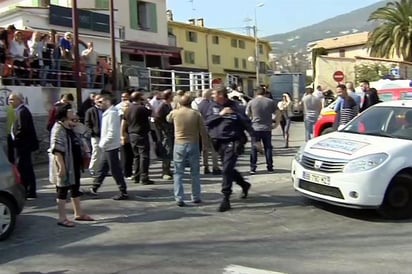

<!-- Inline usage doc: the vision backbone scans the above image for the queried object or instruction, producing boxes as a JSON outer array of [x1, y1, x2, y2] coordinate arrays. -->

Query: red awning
[[121, 47, 180, 58]]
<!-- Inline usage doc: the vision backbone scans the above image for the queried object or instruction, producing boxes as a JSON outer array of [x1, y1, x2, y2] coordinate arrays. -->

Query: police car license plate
[[302, 171, 330, 185]]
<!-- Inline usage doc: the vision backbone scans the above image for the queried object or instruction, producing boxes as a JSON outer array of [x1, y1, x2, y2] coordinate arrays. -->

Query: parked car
[[292, 100, 412, 219], [313, 100, 337, 137], [0, 148, 25, 241], [313, 87, 412, 137]]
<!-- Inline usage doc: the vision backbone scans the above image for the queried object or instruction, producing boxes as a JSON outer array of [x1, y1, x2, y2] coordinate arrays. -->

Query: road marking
[[223, 264, 287, 274]]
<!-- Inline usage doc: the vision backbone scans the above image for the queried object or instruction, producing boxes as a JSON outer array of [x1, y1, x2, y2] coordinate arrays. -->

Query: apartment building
[[167, 12, 271, 92]]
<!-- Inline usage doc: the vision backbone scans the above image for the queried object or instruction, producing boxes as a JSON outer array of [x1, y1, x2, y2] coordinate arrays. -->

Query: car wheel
[[320, 127, 334, 135], [0, 196, 17, 241], [379, 174, 412, 220]]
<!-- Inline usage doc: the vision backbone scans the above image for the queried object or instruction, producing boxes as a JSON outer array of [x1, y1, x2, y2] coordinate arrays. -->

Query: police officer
[[204, 86, 253, 212]]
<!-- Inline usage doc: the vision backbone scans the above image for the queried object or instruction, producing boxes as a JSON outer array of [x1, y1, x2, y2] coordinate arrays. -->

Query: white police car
[[292, 100, 412, 219]]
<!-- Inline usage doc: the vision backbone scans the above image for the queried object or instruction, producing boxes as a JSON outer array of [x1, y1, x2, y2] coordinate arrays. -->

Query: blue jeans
[[173, 143, 201, 202], [250, 131, 273, 171], [86, 64, 96, 88], [304, 119, 316, 141]]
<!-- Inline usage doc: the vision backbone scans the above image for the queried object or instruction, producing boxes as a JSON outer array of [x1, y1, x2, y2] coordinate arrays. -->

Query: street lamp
[[254, 2, 264, 86]]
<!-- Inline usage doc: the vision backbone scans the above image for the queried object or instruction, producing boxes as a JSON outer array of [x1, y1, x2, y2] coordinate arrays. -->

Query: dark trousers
[[159, 129, 174, 175], [216, 140, 248, 197], [250, 131, 273, 171], [7, 134, 15, 164], [129, 133, 150, 182], [16, 149, 36, 196], [120, 142, 134, 178], [93, 148, 127, 193]]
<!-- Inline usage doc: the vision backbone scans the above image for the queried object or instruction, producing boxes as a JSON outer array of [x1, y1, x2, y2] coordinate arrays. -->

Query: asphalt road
[[1, 122, 411, 274]]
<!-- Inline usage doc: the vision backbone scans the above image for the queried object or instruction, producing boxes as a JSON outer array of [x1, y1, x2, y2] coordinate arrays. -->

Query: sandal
[[74, 214, 95, 221], [57, 219, 75, 228]]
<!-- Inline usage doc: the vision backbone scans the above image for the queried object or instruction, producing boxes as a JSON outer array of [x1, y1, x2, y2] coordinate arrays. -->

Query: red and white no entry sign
[[333, 71, 345, 82]]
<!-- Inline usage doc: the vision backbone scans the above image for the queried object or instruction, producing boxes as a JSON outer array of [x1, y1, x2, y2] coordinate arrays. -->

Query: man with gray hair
[[301, 87, 322, 141], [197, 89, 221, 175], [8, 92, 39, 199], [167, 95, 208, 206], [191, 89, 203, 111]]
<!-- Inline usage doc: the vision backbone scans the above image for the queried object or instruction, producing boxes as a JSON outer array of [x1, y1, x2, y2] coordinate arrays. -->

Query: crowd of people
[[5, 75, 383, 227], [0, 24, 108, 88], [6, 83, 296, 227], [300, 80, 381, 141]]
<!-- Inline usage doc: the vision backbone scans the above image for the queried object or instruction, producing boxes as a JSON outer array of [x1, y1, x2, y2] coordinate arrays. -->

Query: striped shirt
[[339, 96, 358, 126]]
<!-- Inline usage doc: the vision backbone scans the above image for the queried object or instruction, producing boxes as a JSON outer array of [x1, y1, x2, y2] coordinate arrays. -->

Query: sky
[[165, 0, 382, 37]]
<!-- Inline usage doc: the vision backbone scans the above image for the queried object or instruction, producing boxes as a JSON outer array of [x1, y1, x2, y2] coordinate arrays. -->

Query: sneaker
[[204, 167, 211, 174], [192, 199, 202, 204], [84, 187, 98, 196], [112, 193, 128, 200], [217, 198, 231, 212], [176, 200, 186, 207], [250, 170, 256, 175], [162, 174, 173, 180], [212, 168, 222, 175], [267, 168, 274, 173], [141, 179, 155, 185], [240, 182, 251, 199]]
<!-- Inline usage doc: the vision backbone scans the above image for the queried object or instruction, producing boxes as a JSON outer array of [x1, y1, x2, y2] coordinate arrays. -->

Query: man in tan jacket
[[167, 95, 208, 207]]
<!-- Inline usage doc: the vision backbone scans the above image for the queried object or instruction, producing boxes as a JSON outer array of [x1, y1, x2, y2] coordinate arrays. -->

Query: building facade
[[167, 14, 271, 93], [0, 0, 181, 71]]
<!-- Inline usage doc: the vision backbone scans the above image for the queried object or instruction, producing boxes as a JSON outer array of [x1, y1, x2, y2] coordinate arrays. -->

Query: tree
[[354, 63, 392, 84], [367, 0, 412, 62]]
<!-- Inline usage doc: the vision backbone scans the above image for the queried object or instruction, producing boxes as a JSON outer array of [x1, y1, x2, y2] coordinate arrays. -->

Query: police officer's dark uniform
[[205, 88, 253, 212]]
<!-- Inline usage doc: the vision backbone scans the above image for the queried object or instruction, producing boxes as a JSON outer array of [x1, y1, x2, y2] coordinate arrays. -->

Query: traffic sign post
[[333, 71, 345, 83]]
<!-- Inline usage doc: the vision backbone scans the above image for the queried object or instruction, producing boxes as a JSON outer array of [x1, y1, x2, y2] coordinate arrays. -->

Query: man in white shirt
[[87, 93, 128, 200], [149, 90, 163, 112], [301, 88, 322, 141]]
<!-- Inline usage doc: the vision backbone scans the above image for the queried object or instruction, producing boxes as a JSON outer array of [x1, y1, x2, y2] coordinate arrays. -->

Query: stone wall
[[1, 115, 50, 164]]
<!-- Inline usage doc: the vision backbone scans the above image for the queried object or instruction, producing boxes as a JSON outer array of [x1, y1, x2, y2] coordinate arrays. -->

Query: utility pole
[[109, 0, 117, 92], [254, 25, 259, 87], [71, 0, 82, 110]]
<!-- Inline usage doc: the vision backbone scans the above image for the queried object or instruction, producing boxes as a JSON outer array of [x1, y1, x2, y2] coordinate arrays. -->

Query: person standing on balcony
[[82, 42, 98, 88], [9, 31, 28, 86], [28, 31, 45, 86], [42, 32, 54, 86], [59, 32, 73, 87]]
